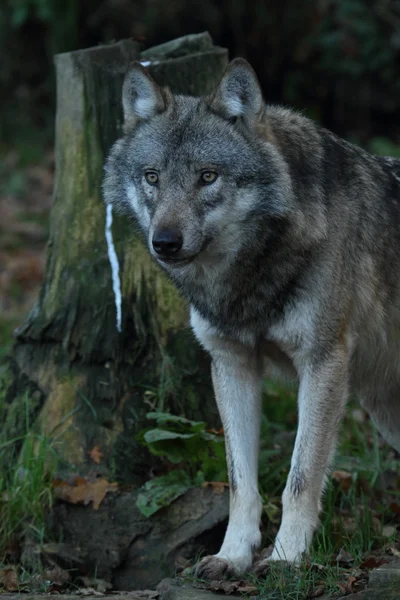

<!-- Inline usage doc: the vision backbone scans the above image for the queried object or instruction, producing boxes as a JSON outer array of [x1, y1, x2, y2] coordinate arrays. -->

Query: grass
[[0, 386, 57, 562]]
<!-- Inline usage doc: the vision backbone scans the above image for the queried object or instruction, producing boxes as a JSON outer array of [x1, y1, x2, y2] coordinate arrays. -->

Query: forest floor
[[1, 145, 400, 599]]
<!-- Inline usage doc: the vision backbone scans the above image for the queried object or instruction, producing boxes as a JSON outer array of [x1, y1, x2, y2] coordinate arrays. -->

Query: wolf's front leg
[[196, 351, 263, 578], [270, 348, 349, 563], [191, 317, 263, 578]]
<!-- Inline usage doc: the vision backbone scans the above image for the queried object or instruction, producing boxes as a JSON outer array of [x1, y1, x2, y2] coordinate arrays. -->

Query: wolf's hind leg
[[361, 388, 400, 453]]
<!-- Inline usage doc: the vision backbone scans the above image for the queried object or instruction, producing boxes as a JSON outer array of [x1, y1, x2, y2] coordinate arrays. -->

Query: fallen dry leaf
[[236, 583, 258, 595], [88, 445, 103, 464], [337, 575, 358, 595], [308, 584, 326, 598], [201, 481, 229, 494], [359, 556, 387, 570], [44, 564, 70, 587], [209, 580, 239, 594], [53, 476, 118, 510], [332, 470, 352, 492], [0, 566, 19, 591], [206, 427, 224, 436], [389, 502, 400, 515]]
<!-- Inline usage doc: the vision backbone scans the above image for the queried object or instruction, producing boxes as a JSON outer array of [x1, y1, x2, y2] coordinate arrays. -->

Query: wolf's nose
[[152, 230, 183, 255]]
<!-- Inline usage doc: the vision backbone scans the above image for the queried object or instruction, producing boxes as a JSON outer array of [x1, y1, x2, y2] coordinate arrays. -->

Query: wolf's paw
[[194, 551, 252, 580], [194, 556, 232, 580]]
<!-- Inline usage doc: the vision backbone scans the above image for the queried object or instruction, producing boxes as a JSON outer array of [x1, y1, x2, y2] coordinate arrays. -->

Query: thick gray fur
[[103, 58, 400, 578]]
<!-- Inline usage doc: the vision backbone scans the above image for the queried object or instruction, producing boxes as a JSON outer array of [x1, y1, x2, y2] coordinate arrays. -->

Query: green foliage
[[0, 385, 57, 557], [136, 411, 226, 516], [10, 0, 53, 28], [136, 469, 192, 517], [310, 0, 399, 79], [368, 136, 400, 158]]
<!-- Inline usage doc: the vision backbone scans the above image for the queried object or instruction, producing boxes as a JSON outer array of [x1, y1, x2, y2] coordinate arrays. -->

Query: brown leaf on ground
[[359, 555, 388, 570], [389, 502, 400, 515], [236, 583, 258, 595], [0, 566, 19, 591], [209, 580, 240, 594], [308, 584, 326, 598], [53, 476, 118, 510], [88, 445, 103, 464], [43, 564, 70, 587], [207, 579, 258, 596], [332, 470, 352, 492], [206, 427, 224, 436], [337, 575, 358, 595], [202, 481, 229, 494]]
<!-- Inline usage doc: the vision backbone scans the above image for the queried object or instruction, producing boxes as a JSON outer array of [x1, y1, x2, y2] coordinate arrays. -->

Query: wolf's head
[[103, 59, 294, 272]]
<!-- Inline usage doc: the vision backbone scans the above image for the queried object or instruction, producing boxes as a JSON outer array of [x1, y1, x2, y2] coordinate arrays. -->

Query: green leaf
[[146, 412, 206, 433], [143, 428, 197, 444], [136, 470, 192, 517], [142, 428, 200, 463]]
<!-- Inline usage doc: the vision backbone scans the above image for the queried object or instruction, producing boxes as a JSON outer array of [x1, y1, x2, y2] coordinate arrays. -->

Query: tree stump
[[2, 33, 228, 484]]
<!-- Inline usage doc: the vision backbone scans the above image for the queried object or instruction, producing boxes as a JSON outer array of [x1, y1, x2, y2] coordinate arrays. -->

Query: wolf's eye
[[144, 171, 159, 185], [201, 171, 218, 185]]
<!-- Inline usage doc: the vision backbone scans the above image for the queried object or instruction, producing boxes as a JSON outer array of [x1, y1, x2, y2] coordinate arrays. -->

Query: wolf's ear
[[123, 62, 166, 122], [209, 58, 264, 121]]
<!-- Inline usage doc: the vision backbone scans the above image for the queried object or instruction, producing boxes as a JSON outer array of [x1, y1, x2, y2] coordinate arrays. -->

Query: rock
[[368, 558, 400, 588], [157, 579, 231, 600], [337, 590, 399, 600], [337, 559, 400, 599], [49, 486, 229, 590]]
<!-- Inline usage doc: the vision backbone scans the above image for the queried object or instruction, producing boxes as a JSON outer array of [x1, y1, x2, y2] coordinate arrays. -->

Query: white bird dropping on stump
[[105, 204, 122, 332]]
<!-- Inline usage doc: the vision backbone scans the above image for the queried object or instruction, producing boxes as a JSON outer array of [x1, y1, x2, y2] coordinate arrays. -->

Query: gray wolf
[[103, 58, 400, 578]]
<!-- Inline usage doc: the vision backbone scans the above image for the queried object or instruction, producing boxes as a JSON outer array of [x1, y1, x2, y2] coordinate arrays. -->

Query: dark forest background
[[2, 0, 400, 150]]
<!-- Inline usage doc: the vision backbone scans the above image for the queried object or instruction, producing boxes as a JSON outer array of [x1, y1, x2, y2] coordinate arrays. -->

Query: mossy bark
[[4, 34, 228, 483]]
